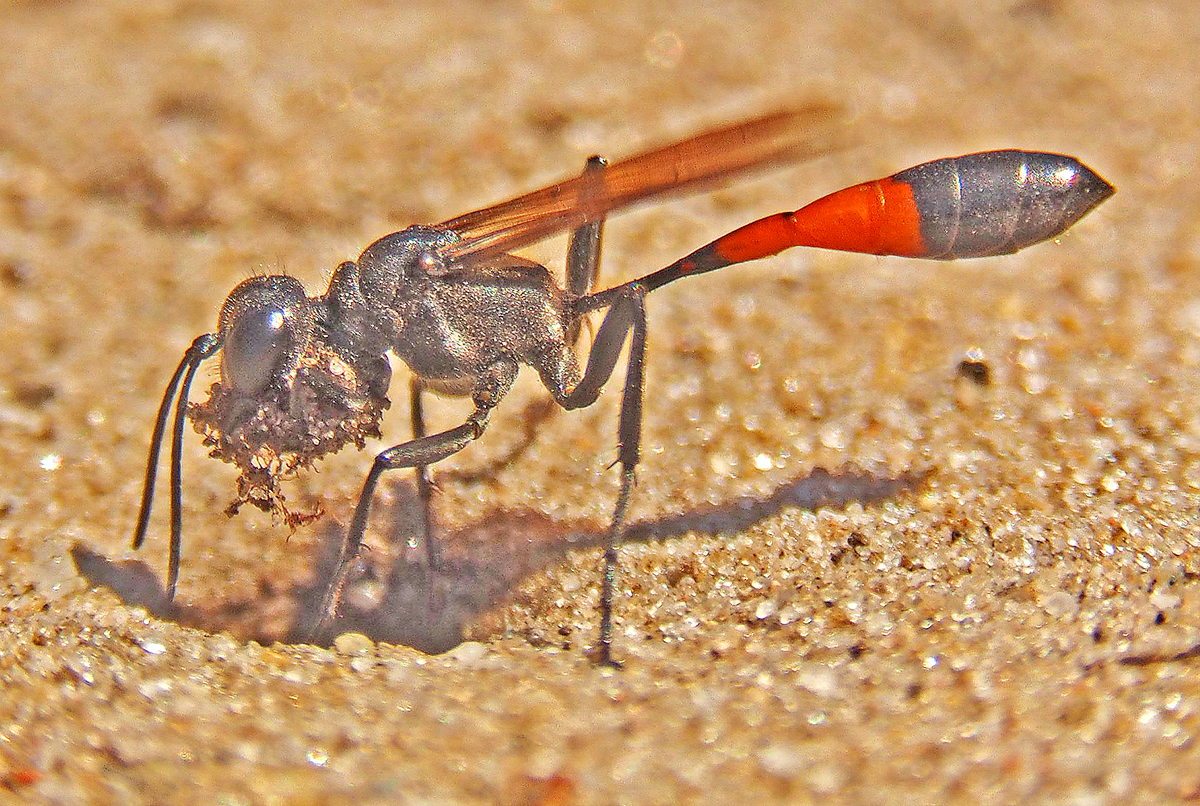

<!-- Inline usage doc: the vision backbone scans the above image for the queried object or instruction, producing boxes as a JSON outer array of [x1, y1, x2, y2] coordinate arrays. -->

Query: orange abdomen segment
[[709, 177, 926, 265], [784, 177, 926, 257], [635, 150, 1114, 296]]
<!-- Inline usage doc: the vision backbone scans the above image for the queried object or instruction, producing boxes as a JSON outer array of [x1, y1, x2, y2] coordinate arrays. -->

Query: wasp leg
[[566, 155, 609, 302], [559, 284, 647, 667], [309, 360, 518, 643], [408, 377, 443, 571]]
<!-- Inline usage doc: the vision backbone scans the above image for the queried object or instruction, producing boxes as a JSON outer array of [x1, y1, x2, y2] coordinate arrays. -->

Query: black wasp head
[[217, 274, 315, 400], [189, 274, 390, 523]]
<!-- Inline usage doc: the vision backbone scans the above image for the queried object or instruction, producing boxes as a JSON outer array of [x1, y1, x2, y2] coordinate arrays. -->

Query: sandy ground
[[2, 0, 1199, 803]]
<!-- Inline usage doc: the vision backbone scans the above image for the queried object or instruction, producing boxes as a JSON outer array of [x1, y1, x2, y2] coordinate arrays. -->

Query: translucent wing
[[438, 103, 844, 265]]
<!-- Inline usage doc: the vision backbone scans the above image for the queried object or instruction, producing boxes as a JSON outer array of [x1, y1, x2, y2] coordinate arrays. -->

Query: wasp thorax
[[218, 275, 314, 395], [355, 226, 459, 302]]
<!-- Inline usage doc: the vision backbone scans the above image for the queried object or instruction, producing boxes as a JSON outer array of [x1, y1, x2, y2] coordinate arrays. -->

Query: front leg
[[308, 359, 518, 642]]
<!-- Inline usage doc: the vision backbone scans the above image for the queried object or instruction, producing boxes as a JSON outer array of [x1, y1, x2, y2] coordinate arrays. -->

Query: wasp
[[133, 108, 1113, 665]]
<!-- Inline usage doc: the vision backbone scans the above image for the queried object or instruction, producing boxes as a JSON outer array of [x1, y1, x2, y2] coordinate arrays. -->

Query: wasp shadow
[[73, 467, 924, 654]]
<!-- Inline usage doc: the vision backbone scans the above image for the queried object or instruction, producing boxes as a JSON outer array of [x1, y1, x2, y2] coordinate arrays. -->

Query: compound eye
[[217, 275, 312, 396], [222, 303, 297, 395]]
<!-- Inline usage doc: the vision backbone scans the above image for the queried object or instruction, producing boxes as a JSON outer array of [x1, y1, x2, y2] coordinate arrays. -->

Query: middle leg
[[310, 360, 518, 642], [409, 378, 441, 569]]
